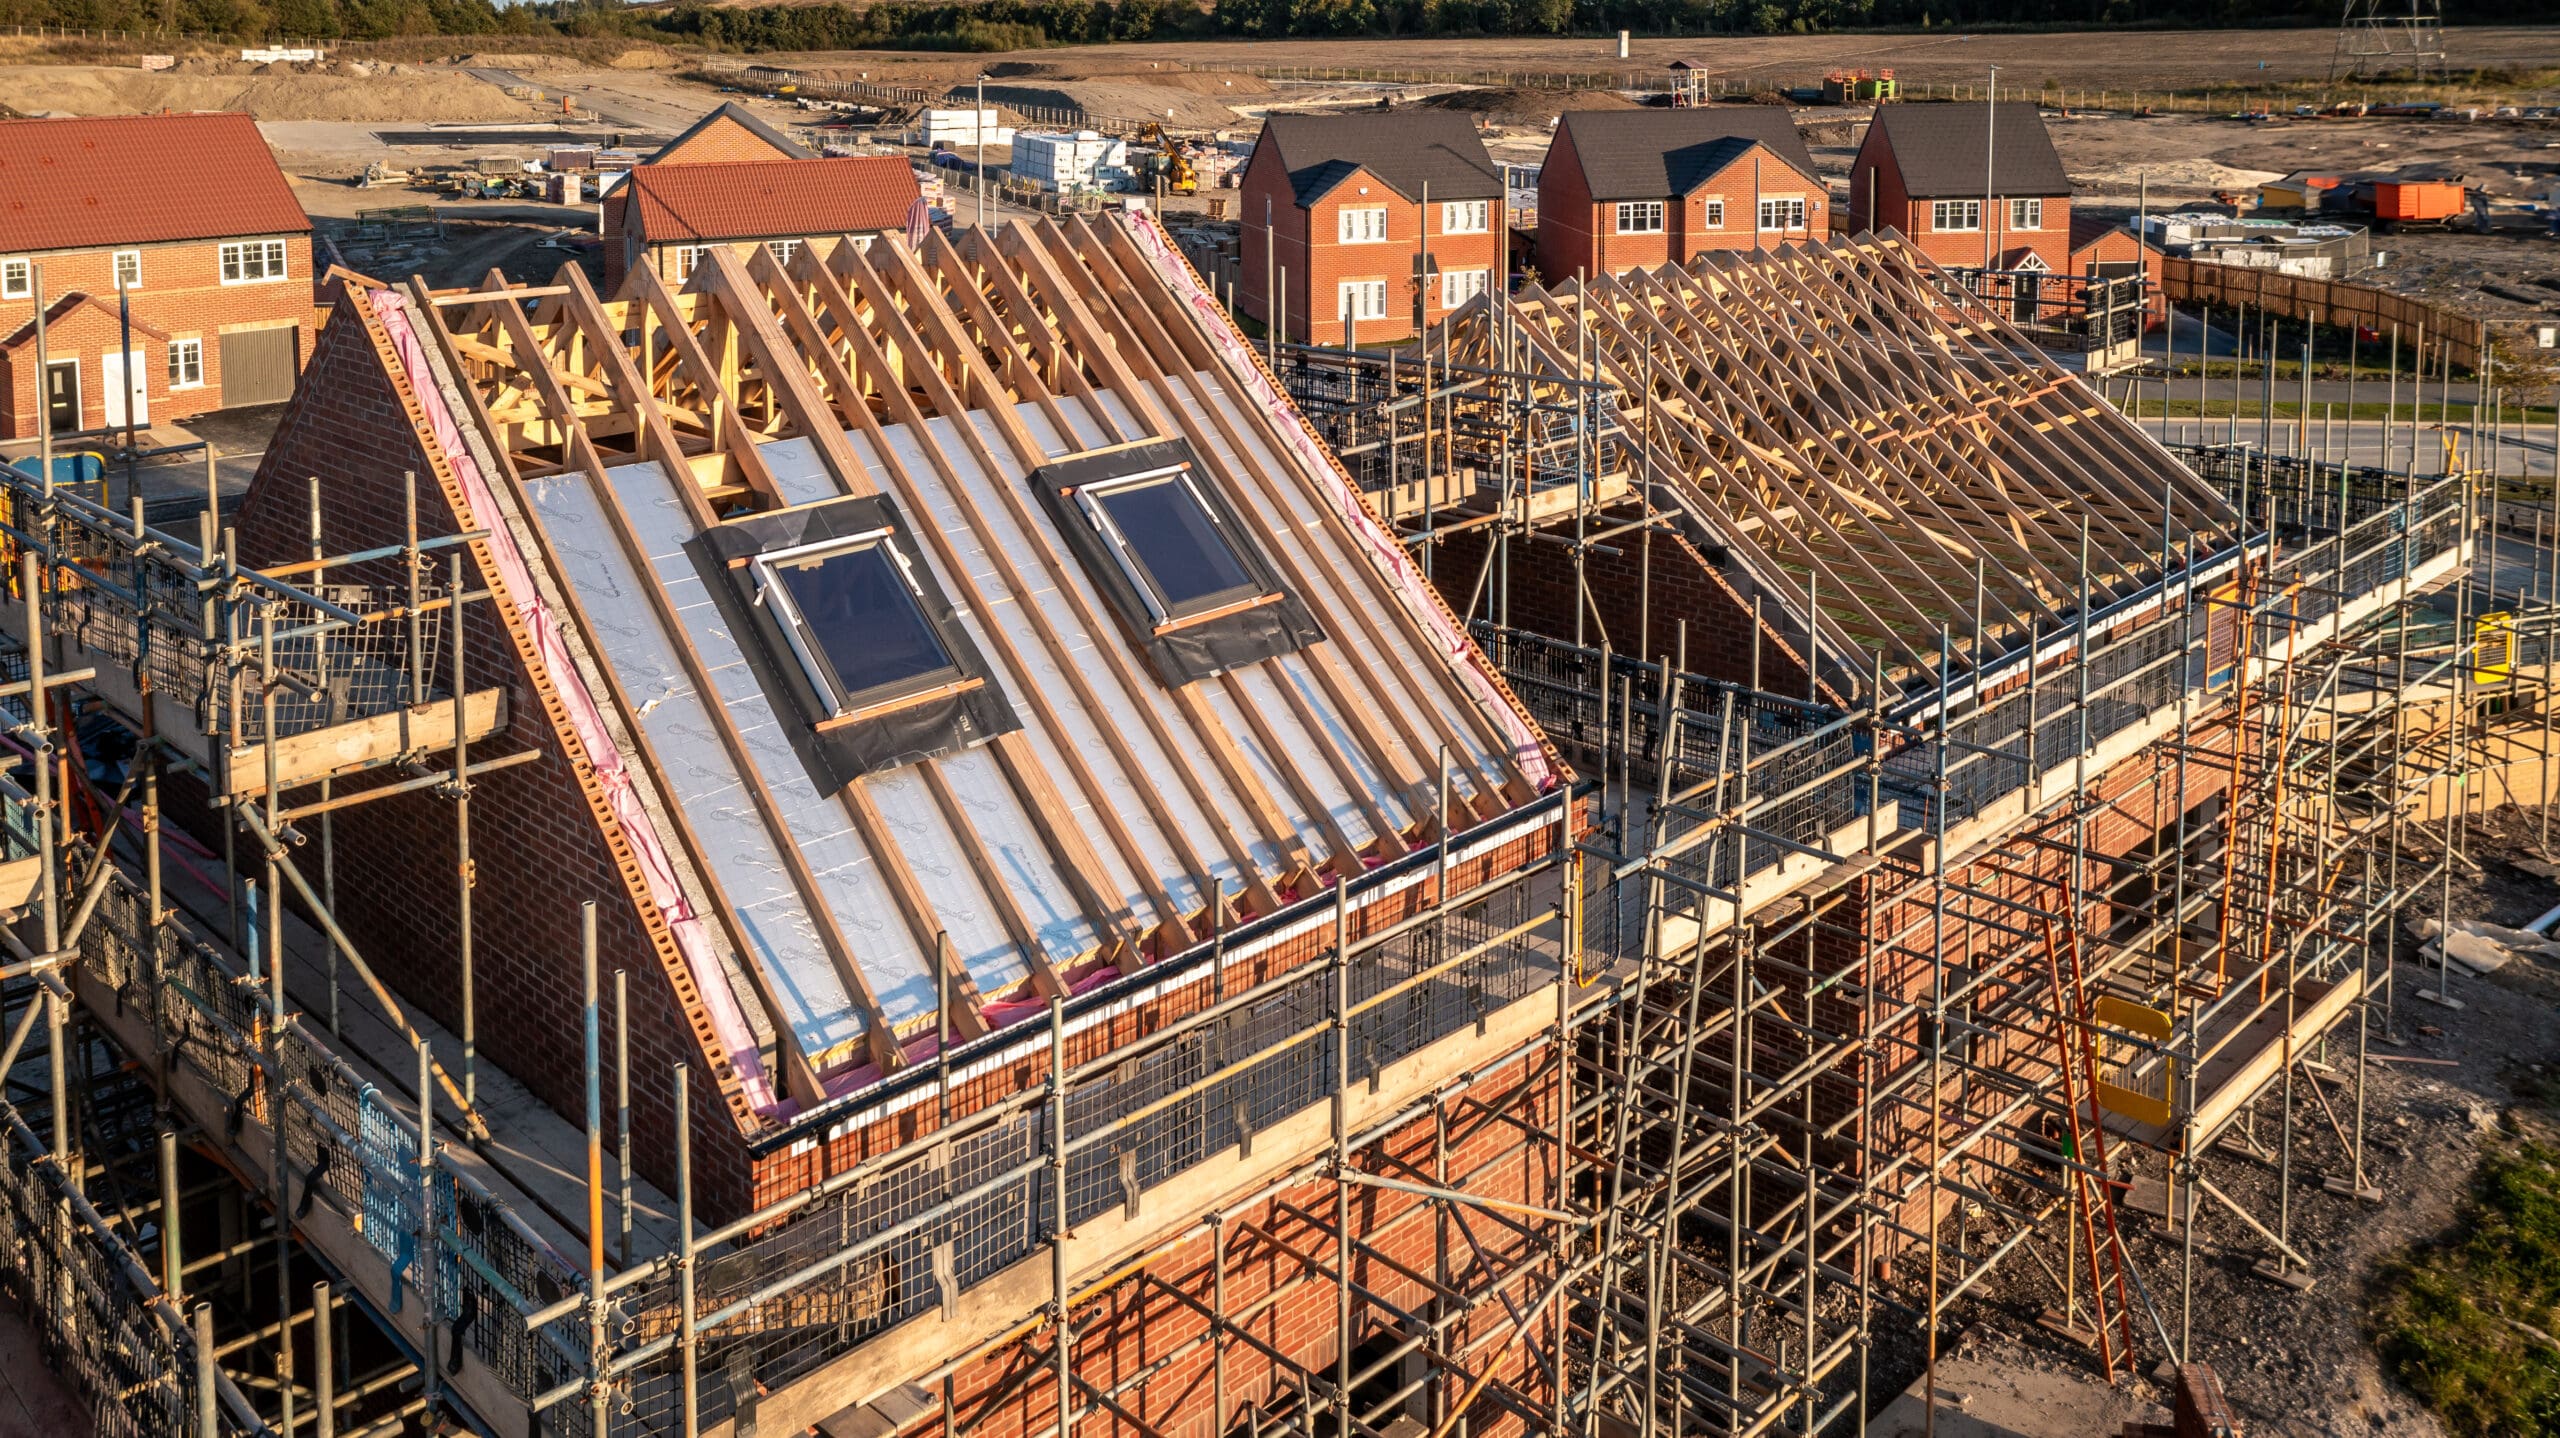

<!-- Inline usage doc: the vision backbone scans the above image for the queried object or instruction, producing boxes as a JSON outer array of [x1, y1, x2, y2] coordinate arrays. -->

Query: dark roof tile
[[1866, 101, 2069, 199], [1259, 113, 1502, 207], [1555, 108, 1821, 200]]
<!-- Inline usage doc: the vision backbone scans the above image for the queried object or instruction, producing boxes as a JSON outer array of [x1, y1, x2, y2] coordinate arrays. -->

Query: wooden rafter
[[1468, 234, 2241, 690]]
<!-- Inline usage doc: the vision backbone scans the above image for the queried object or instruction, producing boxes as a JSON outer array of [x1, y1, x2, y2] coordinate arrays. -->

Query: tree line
[[0, 0, 2545, 54]]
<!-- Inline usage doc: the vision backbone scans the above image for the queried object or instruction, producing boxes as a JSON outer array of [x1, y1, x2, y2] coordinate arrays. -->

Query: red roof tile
[[625, 156, 921, 244], [0, 112, 309, 254]]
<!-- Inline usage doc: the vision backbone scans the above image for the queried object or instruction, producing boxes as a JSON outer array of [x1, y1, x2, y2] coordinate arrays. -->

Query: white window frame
[[1338, 207, 1389, 244], [669, 244, 711, 280], [750, 528, 959, 716], [0, 259, 26, 300], [1931, 200, 1982, 232], [167, 336, 204, 390], [113, 249, 141, 291], [1440, 199, 1489, 234], [1758, 197, 1808, 232], [1338, 279, 1389, 324], [1440, 267, 1489, 310], [1614, 201, 1665, 235], [218, 239, 289, 285], [1700, 199, 1726, 229], [2010, 197, 2044, 231], [1072, 462, 1259, 626], [765, 238, 802, 266]]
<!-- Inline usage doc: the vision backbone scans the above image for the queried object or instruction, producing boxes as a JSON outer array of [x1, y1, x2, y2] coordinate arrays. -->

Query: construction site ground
[[1881, 797, 2560, 1438], [6, 33, 2551, 321], [727, 27, 2560, 94]]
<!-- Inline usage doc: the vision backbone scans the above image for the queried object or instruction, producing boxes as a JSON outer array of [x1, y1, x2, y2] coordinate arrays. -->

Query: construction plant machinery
[[1137, 122, 1199, 195]]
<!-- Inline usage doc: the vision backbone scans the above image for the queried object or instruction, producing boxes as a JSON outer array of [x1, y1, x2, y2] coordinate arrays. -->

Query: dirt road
[[739, 26, 2560, 97]]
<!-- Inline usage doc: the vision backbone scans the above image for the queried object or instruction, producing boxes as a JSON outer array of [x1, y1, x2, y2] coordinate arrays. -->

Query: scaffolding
[[1270, 236, 2497, 1434], [0, 222, 2535, 1438]]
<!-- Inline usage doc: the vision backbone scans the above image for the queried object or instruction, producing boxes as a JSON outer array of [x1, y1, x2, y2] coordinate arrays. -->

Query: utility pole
[[976, 73, 989, 233]]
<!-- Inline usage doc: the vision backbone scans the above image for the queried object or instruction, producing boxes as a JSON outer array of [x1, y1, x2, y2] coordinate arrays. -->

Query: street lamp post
[[976, 73, 989, 233], [1983, 63, 2000, 275]]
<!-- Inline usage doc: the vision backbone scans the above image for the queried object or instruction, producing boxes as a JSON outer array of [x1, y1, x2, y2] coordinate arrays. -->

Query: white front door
[[101, 347, 147, 429]]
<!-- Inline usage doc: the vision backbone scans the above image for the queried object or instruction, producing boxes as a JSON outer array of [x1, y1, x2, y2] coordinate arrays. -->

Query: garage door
[[219, 327, 298, 408]]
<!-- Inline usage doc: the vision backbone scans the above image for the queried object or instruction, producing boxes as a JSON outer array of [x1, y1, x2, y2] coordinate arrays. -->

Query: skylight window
[[753, 533, 958, 715], [1077, 466, 1259, 625], [697, 493, 1018, 787], [1032, 439, 1323, 687]]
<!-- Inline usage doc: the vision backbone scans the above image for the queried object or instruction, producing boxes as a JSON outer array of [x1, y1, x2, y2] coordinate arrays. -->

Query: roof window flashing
[[1032, 438, 1324, 687], [750, 529, 967, 719]]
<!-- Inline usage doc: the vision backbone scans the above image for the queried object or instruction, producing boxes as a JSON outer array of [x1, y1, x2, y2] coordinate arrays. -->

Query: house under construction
[[0, 212, 2514, 1438]]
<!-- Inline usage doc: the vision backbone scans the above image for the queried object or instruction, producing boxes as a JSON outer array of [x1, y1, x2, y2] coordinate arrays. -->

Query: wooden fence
[[2159, 254, 2488, 370]]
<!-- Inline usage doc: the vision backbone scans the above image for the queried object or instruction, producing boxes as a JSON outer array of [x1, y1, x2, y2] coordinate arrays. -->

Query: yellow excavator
[[1137, 122, 1198, 195]]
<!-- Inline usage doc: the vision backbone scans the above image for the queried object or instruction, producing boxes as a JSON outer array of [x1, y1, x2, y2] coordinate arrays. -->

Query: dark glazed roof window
[[756, 534, 958, 715], [1033, 438, 1325, 687], [695, 492, 1019, 789], [1082, 466, 1259, 623]]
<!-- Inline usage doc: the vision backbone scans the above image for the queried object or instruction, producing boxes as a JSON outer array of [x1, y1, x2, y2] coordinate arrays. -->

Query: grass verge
[[2370, 1140, 2560, 1435]]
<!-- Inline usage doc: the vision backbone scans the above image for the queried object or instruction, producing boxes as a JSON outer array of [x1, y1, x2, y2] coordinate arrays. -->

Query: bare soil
[[0, 60, 539, 123], [1419, 85, 1642, 125], [736, 26, 2560, 96], [1911, 802, 2560, 1438]]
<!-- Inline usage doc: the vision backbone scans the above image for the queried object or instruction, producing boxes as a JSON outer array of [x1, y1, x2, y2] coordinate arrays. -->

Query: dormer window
[[696, 493, 1018, 787], [1033, 439, 1323, 686]]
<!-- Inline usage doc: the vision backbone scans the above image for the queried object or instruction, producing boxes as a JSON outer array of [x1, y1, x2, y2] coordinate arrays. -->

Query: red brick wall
[[1684, 150, 1826, 257], [1533, 126, 1596, 286], [1538, 145, 1829, 282], [224, 291, 761, 1219], [0, 233, 314, 435], [653, 116, 800, 166], [1848, 126, 1907, 237], [945, 1045, 1562, 1438], [1850, 126, 2071, 272], [602, 193, 631, 293], [1837, 629, 2240, 1271], [1237, 137, 1305, 337], [1240, 139, 1503, 345]]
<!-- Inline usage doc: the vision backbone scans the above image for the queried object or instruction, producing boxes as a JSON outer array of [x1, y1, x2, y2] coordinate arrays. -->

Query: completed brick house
[[1535, 108, 1826, 282], [1238, 112, 1506, 346], [607, 155, 923, 293], [1848, 101, 2072, 273], [602, 101, 842, 290], [0, 111, 313, 438]]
